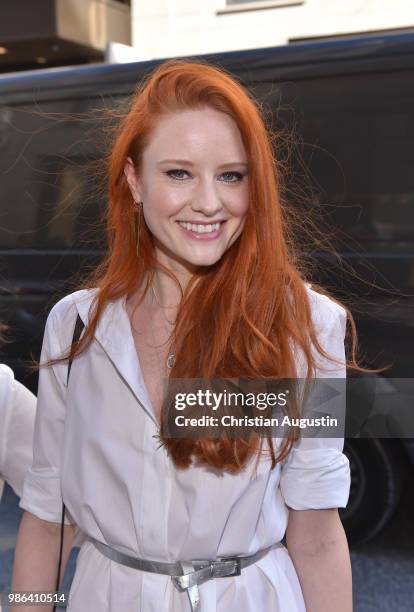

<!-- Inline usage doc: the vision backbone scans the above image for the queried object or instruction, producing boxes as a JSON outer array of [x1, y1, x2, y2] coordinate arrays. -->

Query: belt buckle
[[192, 558, 212, 568], [191, 558, 215, 577], [215, 555, 242, 577]]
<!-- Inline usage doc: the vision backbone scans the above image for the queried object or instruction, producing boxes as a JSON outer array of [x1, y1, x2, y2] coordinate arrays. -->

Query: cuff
[[279, 447, 351, 510], [19, 467, 75, 525]]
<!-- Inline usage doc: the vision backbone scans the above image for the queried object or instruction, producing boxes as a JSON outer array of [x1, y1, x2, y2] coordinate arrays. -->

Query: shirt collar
[[72, 289, 158, 428]]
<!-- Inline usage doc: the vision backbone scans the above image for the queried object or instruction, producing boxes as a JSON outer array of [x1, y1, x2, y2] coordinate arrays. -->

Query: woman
[[11, 58, 358, 611]]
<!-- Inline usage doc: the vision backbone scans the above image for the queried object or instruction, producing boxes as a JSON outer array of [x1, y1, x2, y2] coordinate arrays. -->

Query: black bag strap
[[66, 314, 85, 385], [53, 313, 85, 611]]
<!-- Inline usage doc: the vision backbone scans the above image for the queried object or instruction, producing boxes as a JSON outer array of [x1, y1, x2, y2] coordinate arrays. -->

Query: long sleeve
[[279, 296, 351, 510], [18, 304, 75, 524]]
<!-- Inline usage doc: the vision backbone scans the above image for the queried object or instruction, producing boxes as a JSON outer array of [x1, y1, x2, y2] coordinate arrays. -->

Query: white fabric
[[0, 364, 36, 612], [19, 283, 351, 611], [0, 364, 36, 500]]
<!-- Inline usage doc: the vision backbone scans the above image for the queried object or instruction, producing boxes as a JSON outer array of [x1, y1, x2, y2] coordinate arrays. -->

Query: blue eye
[[220, 171, 245, 183], [165, 169, 245, 182], [165, 169, 189, 181]]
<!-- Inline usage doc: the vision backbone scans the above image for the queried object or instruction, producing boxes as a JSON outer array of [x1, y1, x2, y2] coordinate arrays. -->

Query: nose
[[190, 179, 224, 217]]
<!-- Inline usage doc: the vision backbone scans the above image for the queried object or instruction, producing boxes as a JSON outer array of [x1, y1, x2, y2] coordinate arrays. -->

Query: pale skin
[[11, 106, 352, 610], [285, 507, 353, 611], [10, 513, 77, 612]]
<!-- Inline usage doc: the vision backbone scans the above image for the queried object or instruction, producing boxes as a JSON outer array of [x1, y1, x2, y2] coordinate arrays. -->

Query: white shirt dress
[[19, 284, 351, 612]]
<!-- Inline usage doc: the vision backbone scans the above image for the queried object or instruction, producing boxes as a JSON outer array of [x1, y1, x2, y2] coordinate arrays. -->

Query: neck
[[151, 270, 183, 311], [151, 241, 200, 308]]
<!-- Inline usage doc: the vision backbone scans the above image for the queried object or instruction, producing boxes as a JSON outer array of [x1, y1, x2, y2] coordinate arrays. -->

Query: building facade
[[130, 0, 414, 60]]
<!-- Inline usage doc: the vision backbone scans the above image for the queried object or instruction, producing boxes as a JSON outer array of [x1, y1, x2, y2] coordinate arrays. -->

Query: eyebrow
[[157, 158, 248, 168]]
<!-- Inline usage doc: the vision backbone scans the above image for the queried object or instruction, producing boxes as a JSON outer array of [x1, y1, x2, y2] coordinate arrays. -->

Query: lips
[[177, 220, 223, 234], [176, 220, 225, 240]]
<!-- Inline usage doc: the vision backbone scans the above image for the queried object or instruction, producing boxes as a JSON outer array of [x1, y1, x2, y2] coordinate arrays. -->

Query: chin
[[181, 251, 224, 268]]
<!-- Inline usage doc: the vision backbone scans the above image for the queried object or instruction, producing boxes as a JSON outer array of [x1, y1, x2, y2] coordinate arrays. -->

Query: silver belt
[[90, 537, 279, 611]]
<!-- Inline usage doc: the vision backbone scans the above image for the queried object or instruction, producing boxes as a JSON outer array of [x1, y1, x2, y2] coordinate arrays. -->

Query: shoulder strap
[[66, 313, 85, 385], [53, 312, 85, 610]]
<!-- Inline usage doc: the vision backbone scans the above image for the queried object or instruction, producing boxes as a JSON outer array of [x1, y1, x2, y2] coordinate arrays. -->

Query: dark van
[[1, 31, 413, 546]]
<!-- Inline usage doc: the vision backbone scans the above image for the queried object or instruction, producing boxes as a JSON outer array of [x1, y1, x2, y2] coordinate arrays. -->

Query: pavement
[[350, 479, 414, 612], [1, 481, 414, 611]]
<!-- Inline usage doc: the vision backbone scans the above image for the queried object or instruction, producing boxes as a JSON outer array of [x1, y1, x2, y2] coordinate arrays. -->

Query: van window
[[255, 69, 414, 249], [0, 96, 119, 251]]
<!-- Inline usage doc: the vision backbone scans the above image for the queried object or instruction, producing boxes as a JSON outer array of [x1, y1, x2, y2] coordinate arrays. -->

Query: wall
[[130, 0, 414, 60]]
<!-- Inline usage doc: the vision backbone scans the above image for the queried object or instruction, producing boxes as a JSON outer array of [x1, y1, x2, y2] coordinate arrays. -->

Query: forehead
[[143, 107, 247, 160]]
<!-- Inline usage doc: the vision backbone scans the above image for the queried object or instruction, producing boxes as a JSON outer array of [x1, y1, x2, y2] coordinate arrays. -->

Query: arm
[[10, 511, 77, 612], [285, 507, 352, 612], [10, 298, 78, 610], [280, 296, 352, 610]]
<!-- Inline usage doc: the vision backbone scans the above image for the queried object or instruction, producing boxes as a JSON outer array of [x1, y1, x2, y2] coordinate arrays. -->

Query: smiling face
[[124, 107, 249, 276]]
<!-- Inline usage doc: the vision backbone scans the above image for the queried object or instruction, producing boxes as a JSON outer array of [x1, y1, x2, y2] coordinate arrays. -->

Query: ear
[[124, 157, 142, 202]]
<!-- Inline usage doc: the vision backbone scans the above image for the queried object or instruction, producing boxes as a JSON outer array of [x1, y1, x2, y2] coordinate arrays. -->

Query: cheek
[[229, 188, 249, 217], [229, 205, 248, 228], [142, 193, 184, 242], [232, 216, 247, 241], [144, 186, 185, 219]]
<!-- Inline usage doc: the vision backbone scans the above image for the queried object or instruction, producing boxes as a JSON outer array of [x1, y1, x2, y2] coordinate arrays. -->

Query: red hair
[[41, 58, 385, 474]]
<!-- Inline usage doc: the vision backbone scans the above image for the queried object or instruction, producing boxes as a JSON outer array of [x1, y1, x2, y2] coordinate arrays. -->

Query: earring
[[134, 201, 143, 257]]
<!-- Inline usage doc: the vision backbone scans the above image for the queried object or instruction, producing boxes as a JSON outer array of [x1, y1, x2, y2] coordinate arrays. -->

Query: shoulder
[[295, 283, 348, 377], [0, 364, 36, 478], [49, 288, 99, 322], [44, 288, 99, 352], [0, 362, 14, 385], [304, 282, 347, 334], [47, 288, 99, 329], [0, 365, 36, 419], [0, 364, 15, 416]]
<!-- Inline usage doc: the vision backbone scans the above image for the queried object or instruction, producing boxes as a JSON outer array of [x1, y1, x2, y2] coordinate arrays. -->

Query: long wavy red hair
[[41, 58, 385, 474]]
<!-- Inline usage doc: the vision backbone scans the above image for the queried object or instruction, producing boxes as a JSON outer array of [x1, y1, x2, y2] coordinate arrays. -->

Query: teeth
[[178, 221, 221, 233]]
